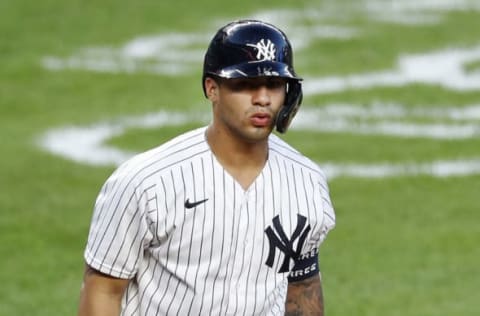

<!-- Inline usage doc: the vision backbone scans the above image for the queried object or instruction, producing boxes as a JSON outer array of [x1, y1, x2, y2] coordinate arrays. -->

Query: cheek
[[214, 96, 245, 123], [272, 92, 286, 110], [221, 93, 250, 112]]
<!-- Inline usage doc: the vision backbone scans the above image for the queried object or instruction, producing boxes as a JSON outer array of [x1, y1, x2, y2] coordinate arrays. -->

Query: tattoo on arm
[[285, 274, 324, 316]]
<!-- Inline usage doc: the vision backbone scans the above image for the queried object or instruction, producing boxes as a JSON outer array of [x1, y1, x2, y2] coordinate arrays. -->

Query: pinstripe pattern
[[84, 126, 335, 315]]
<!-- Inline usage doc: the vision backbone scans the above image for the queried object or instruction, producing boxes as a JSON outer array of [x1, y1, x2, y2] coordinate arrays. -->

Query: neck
[[206, 125, 269, 189]]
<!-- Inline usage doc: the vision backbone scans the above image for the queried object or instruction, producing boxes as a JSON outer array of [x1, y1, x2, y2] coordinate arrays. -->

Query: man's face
[[206, 76, 287, 143]]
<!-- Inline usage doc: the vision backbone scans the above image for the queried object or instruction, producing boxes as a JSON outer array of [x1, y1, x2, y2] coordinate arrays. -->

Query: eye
[[266, 79, 286, 89], [235, 80, 254, 91], [221, 78, 286, 91], [221, 79, 251, 91]]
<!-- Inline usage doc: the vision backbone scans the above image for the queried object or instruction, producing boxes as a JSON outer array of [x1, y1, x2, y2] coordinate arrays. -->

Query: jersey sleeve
[[288, 174, 335, 282], [84, 165, 153, 279], [314, 176, 336, 244]]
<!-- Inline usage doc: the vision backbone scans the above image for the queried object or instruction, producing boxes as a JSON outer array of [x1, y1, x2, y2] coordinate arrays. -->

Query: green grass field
[[1, 0, 480, 315]]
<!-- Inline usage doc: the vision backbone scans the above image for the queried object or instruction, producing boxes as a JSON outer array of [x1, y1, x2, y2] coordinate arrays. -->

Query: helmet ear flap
[[276, 80, 303, 133]]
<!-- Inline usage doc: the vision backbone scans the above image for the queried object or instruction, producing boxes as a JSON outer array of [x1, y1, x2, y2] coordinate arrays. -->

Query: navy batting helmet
[[202, 19, 303, 133]]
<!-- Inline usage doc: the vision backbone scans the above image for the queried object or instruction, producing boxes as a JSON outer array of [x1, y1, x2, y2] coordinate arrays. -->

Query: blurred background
[[1, 0, 479, 315]]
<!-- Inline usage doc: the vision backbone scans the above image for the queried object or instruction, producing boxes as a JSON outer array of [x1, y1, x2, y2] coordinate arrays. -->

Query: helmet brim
[[210, 61, 302, 80]]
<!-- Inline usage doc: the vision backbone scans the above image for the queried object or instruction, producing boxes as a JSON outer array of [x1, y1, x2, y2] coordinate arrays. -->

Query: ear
[[204, 77, 219, 101]]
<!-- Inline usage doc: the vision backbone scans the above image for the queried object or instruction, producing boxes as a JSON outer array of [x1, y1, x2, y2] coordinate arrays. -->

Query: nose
[[252, 85, 271, 107]]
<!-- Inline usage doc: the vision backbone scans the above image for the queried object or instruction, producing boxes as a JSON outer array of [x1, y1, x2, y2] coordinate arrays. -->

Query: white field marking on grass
[[42, 32, 211, 76], [43, 0, 480, 76], [365, 0, 480, 12], [39, 111, 208, 165], [41, 6, 358, 77], [38, 0, 480, 178], [362, 0, 480, 25], [291, 103, 480, 139], [41, 24, 356, 76], [303, 45, 480, 95], [321, 159, 480, 179], [38, 104, 480, 179], [246, 9, 358, 50]]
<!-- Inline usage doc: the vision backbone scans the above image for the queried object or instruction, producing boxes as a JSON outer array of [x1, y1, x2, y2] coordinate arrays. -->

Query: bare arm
[[285, 274, 324, 316], [77, 264, 130, 316]]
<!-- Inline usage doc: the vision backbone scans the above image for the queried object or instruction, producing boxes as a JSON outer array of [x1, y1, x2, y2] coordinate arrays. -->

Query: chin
[[246, 127, 273, 141]]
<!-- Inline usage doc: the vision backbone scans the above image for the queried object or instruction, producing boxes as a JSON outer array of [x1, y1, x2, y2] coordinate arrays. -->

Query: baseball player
[[77, 19, 335, 316]]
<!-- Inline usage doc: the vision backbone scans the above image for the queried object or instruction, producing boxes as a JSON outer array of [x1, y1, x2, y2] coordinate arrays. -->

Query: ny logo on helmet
[[247, 39, 276, 61]]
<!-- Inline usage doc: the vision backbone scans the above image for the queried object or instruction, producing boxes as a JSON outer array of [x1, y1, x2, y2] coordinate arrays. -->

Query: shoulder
[[268, 134, 328, 183], [106, 126, 210, 187], [268, 135, 336, 243]]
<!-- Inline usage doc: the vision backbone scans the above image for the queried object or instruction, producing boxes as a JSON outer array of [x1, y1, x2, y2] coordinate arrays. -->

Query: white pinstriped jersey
[[84, 126, 335, 316]]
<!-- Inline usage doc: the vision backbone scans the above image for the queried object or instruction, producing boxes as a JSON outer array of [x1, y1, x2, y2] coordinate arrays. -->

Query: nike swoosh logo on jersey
[[184, 198, 208, 209]]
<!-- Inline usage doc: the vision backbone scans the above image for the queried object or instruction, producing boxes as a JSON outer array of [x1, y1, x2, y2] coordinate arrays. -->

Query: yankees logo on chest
[[264, 214, 311, 273]]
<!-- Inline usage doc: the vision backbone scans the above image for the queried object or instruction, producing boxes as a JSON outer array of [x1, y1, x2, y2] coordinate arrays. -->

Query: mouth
[[250, 112, 272, 127]]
